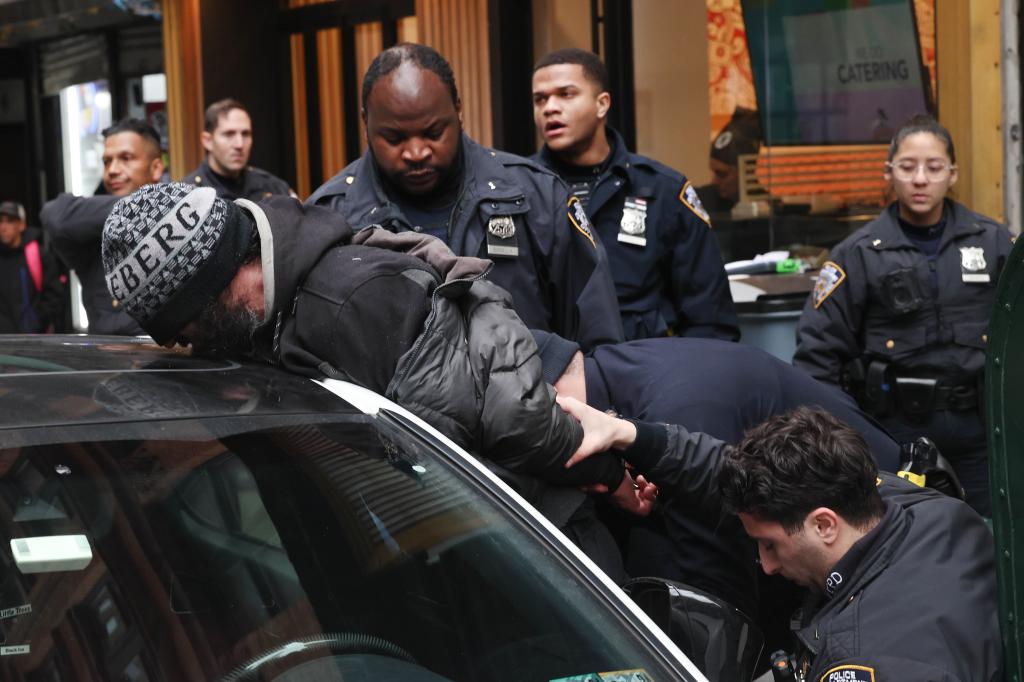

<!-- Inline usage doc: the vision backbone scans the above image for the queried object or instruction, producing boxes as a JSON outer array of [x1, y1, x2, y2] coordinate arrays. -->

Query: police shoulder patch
[[820, 664, 875, 682], [678, 181, 711, 226], [813, 261, 846, 309], [567, 196, 597, 248]]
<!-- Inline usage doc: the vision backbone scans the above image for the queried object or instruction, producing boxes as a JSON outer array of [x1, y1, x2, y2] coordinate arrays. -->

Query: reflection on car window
[[0, 420, 671, 681]]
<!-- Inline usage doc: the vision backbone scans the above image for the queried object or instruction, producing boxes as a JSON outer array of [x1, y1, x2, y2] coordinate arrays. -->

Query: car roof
[[0, 335, 352, 432]]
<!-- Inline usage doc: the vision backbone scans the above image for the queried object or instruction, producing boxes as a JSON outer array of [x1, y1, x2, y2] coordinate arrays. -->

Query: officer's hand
[[556, 395, 638, 467], [607, 472, 656, 517]]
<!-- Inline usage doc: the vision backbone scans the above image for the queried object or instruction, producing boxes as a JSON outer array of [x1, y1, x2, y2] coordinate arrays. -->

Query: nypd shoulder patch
[[813, 261, 846, 309], [820, 664, 875, 682], [679, 181, 711, 226], [567, 196, 597, 248]]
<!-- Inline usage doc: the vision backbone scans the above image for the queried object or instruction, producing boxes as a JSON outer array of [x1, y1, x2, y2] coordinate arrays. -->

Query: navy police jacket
[[306, 134, 624, 351], [585, 337, 899, 614], [184, 158, 293, 202], [623, 423, 1001, 682], [536, 128, 738, 341], [795, 200, 1014, 386]]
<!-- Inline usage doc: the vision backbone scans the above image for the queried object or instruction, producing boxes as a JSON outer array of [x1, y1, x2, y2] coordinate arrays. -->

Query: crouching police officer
[[793, 115, 1014, 516], [555, 402, 1002, 682]]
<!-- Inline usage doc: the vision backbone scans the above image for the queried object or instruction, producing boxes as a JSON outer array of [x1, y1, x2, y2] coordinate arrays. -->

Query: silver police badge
[[960, 246, 990, 283], [618, 197, 648, 246], [487, 215, 516, 239]]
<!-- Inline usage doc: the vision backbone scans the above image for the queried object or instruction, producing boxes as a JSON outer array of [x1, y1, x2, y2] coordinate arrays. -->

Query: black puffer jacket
[[241, 197, 624, 507]]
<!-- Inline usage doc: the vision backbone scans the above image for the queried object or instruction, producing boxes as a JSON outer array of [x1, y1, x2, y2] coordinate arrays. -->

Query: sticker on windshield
[[0, 604, 30, 620], [550, 670, 654, 682], [0, 645, 30, 656]]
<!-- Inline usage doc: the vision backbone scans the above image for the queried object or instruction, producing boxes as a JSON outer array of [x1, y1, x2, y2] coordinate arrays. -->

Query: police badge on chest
[[487, 215, 519, 258], [618, 197, 648, 246], [960, 246, 989, 283]]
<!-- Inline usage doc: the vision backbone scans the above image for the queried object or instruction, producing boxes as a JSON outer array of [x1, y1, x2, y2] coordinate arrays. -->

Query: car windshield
[[0, 414, 677, 681]]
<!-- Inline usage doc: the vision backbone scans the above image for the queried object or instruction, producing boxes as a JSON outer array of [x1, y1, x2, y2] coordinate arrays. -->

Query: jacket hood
[[352, 227, 493, 291], [237, 196, 355, 322]]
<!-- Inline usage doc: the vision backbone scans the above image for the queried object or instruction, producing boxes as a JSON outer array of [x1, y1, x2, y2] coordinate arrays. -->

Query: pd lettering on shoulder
[[107, 187, 216, 304]]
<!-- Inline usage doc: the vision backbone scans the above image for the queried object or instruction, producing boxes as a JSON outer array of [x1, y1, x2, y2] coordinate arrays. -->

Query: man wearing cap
[[43, 117, 164, 334], [183, 99, 295, 201], [306, 43, 623, 351], [532, 330, 899, 643], [532, 48, 738, 341], [101, 183, 646, 578], [0, 200, 64, 333], [695, 107, 762, 216]]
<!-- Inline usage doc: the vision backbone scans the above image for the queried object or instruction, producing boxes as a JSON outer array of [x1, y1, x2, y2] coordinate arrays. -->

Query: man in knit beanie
[[102, 183, 647, 579]]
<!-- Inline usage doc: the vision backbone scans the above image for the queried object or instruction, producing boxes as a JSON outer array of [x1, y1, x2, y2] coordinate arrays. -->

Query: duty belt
[[894, 377, 979, 414]]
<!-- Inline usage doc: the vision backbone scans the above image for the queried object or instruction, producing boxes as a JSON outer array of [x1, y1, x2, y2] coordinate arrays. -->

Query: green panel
[[988, 235, 1024, 682]]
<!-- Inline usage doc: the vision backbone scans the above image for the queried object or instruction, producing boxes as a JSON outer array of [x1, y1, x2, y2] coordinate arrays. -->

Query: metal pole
[[1002, 0, 1021, 234]]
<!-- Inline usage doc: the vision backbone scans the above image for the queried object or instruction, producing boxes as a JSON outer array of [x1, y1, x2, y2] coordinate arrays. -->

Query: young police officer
[[793, 115, 1014, 516], [307, 43, 623, 351], [184, 99, 295, 201], [532, 48, 738, 341], [556, 401, 1001, 682]]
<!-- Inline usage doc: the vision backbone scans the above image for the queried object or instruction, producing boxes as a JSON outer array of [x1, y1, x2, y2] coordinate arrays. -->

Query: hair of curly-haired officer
[[717, 406, 886, 534]]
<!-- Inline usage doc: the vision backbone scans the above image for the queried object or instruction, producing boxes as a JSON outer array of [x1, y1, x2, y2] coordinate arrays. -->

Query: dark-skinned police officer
[[794, 115, 1014, 516], [184, 98, 295, 201], [532, 48, 738, 341], [307, 43, 623, 350]]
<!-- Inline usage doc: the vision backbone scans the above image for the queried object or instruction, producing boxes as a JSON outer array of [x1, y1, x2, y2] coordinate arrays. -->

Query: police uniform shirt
[[535, 127, 739, 341], [304, 133, 624, 351], [184, 158, 293, 202], [794, 199, 1015, 386]]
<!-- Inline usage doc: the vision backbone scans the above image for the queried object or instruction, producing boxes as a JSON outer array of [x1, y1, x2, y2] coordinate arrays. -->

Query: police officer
[[184, 99, 295, 201], [532, 48, 738, 341], [557, 402, 1001, 682], [534, 331, 899, 650], [794, 115, 1014, 516], [307, 43, 623, 351]]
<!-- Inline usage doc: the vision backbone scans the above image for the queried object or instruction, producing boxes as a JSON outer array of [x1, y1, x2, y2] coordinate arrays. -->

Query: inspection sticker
[[0, 604, 30, 620], [1, 645, 30, 656]]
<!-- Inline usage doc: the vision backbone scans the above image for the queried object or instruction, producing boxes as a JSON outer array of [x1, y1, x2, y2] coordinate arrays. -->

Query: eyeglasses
[[886, 159, 957, 182]]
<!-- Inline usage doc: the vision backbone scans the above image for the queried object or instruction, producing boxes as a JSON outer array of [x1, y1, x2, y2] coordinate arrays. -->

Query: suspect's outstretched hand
[[556, 395, 638, 468]]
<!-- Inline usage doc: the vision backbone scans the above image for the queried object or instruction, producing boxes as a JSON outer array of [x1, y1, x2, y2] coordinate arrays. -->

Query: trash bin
[[729, 272, 816, 363]]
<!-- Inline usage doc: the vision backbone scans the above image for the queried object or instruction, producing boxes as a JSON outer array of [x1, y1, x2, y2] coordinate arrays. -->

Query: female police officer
[[793, 115, 1014, 516]]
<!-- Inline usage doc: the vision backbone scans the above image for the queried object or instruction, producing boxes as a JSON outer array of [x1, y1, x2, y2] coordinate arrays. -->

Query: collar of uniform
[[343, 152, 411, 229], [823, 502, 897, 601], [537, 126, 631, 180], [461, 134, 525, 202], [870, 200, 983, 252], [200, 157, 248, 191]]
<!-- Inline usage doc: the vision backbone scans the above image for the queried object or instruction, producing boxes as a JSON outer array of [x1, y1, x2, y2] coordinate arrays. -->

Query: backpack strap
[[24, 240, 42, 292]]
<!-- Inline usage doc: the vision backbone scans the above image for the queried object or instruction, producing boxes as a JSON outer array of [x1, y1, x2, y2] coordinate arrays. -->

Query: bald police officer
[[307, 43, 623, 351]]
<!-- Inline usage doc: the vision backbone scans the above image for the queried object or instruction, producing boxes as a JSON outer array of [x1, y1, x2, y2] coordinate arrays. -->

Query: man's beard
[[189, 300, 261, 358]]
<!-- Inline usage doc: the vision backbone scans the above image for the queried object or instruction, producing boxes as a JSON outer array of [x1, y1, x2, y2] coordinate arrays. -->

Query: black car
[[0, 336, 761, 681]]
